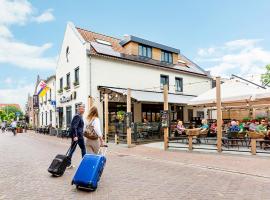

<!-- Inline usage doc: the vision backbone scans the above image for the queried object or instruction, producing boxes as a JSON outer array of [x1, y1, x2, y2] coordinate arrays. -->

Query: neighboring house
[[0, 104, 21, 110], [56, 22, 212, 130], [39, 75, 57, 128], [25, 94, 34, 126]]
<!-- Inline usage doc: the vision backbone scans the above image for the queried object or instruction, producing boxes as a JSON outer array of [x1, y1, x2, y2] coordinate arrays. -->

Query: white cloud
[[0, 83, 34, 110], [33, 9, 54, 23], [0, 25, 13, 38], [0, 38, 56, 69], [196, 39, 270, 82], [0, 0, 33, 26], [0, 0, 56, 70], [3, 77, 13, 84]]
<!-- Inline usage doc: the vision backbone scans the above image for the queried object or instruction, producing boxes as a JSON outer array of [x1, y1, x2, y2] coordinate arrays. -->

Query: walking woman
[[85, 106, 104, 154]]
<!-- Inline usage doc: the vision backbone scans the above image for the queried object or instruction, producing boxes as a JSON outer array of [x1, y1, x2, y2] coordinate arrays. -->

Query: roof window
[[95, 39, 112, 46]]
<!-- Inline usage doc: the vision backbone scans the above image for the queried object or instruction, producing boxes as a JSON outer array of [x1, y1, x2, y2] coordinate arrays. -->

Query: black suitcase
[[48, 142, 77, 176]]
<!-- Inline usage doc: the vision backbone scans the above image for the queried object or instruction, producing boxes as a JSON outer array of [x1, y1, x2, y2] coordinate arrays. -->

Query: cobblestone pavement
[[0, 132, 270, 200]]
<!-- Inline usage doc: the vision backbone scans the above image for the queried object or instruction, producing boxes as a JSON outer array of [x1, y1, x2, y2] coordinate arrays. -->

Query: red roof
[[0, 104, 21, 110]]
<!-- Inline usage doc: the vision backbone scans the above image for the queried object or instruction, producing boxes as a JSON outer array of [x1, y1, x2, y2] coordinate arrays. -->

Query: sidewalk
[[29, 131, 270, 179]]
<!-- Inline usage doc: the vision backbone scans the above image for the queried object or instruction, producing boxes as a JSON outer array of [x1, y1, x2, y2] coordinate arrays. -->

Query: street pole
[[163, 84, 169, 150], [216, 77, 222, 153], [127, 88, 132, 147], [104, 93, 108, 144]]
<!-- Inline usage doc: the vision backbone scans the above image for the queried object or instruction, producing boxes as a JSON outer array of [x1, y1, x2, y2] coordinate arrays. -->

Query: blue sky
[[1, 0, 270, 109]]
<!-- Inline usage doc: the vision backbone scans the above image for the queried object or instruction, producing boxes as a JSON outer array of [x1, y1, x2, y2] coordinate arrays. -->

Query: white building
[[39, 75, 57, 128], [56, 22, 212, 130]]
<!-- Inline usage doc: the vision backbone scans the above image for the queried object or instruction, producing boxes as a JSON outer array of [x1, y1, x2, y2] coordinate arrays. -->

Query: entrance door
[[188, 109, 193, 122]]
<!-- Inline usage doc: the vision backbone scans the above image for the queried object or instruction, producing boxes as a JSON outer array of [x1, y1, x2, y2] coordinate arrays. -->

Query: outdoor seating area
[[35, 127, 70, 138]]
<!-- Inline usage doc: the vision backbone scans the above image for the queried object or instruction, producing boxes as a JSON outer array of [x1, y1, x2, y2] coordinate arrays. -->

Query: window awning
[[99, 86, 195, 104]]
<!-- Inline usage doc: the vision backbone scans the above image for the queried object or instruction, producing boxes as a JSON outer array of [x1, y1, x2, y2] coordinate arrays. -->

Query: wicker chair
[[247, 131, 265, 139]]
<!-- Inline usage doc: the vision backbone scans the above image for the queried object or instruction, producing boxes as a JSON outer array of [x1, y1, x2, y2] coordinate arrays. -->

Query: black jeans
[[68, 137, 86, 164]]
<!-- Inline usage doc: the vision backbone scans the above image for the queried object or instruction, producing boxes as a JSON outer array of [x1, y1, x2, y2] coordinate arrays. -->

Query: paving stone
[[0, 131, 269, 200]]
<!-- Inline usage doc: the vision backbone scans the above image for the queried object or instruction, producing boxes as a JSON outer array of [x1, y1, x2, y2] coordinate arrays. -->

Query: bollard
[[115, 133, 119, 145], [251, 139, 256, 155], [188, 136, 193, 151]]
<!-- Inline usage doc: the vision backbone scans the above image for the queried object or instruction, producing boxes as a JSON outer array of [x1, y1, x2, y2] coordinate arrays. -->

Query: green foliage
[[242, 117, 251, 122], [0, 106, 23, 122], [261, 64, 270, 85], [117, 111, 125, 121]]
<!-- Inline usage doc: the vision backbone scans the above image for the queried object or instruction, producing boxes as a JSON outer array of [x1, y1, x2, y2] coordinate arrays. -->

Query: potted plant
[[73, 81, 79, 86], [117, 111, 125, 122], [64, 86, 70, 91], [57, 89, 63, 94]]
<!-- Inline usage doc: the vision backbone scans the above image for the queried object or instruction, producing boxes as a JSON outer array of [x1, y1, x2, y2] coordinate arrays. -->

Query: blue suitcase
[[71, 147, 107, 190]]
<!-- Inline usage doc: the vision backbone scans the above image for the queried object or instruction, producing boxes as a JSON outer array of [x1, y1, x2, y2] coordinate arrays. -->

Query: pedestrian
[[11, 120, 17, 136], [67, 105, 86, 168], [1, 121, 6, 133], [85, 106, 104, 154]]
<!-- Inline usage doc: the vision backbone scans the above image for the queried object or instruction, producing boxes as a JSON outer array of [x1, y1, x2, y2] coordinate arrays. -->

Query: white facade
[[56, 22, 212, 130], [39, 76, 57, 127]]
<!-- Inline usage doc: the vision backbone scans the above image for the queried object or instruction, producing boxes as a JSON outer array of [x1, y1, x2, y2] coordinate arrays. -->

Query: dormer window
[[161, 50, 173, 64], [138, 44, 152, 58]]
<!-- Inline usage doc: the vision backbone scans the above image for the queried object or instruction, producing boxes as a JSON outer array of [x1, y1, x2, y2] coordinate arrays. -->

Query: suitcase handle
[[98, 145, 108, 156], [66, 141, 78, 156]]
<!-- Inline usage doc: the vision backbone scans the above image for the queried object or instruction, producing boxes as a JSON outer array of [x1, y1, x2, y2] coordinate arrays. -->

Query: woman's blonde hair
[[87, 106, 99, 121]]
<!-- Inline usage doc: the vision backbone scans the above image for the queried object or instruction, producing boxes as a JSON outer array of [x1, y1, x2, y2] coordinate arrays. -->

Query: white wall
[[56, 23, 89, 128], [38, 77, 57, 127], [90, 56, 212, 127]]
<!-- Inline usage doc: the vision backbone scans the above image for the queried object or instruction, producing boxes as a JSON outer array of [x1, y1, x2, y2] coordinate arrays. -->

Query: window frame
[[66, 73, 70, 89], [74, 67, 80, 85], [60, 78, 63, 90], [161, 50, 173, 64], [160, 74, 169, 90], [175, 77, 183, 92], [138, 44, 152, 58]]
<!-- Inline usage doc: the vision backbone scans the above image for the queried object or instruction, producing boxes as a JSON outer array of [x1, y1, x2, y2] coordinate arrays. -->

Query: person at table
[[176, 120, 185, 135], [229, 121, 240, 133], [197, 119, 209, 144], [249, 120, 257, 131], [237, 121, 245, 132], [256, 119, 268, 135], [210, 120, 217, 136]]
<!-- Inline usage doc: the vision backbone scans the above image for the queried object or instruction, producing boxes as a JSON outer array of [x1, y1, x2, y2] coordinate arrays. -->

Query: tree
[[261, 64, 270, 86]]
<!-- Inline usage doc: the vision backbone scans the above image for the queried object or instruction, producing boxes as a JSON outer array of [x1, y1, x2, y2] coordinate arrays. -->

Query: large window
[[74, 67, 79, 85], [66, 73, 70, 89], [45, 112, 47, 126], [160, 75, 169, 90], [50, 110, 52, 123], [60, 78, 63, 90], [49, 89, 51, 100], [161, 50, 173, 63], [175, 77, 183, 92], [138, 44, 152, 58], [66, 106, 72, 127]]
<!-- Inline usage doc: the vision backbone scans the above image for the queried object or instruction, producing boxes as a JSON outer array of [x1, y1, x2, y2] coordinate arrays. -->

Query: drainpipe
[[86, 42, 92, 109]]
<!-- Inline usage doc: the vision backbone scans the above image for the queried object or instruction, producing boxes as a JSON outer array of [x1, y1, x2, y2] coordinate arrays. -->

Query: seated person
[[249, 120, 257, 131], [176, 120, 185, 135], [229, 121, 240, 133], [256, 119, 268, 135], [210, 121, 217, 136], [197, 119, 209, 143]]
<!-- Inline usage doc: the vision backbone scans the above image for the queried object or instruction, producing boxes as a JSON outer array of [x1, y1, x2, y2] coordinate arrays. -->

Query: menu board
[[161, 110, 169, 128]]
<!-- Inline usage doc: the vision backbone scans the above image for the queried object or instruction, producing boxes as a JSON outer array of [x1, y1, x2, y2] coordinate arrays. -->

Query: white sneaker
[[67, 165, 75, 169]]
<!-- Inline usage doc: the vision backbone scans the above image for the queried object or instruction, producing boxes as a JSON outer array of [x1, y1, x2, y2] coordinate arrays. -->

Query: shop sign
[[125, 112, 132, 128], [33, 95, 39, 109], [160, 110, 169, 128]]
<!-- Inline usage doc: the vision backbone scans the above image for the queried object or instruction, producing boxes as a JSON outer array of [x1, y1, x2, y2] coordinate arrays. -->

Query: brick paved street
[[0, 132, 270, 200]]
